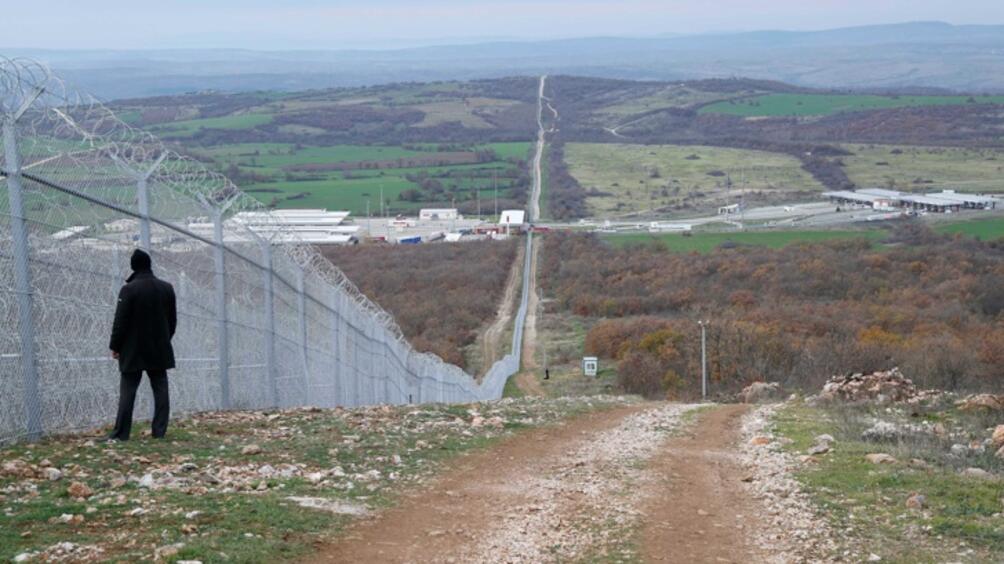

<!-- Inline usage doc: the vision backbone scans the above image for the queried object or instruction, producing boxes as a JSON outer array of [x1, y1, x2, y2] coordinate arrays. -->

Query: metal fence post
[[3, 118, 43, 441], [111, 245, 122, 295], [212, 210, 231, 409], [296, 267, 310, 405], [381, 332, 391, 404], [333, 285, 345, 403], [260, 240, 278, 408], [133, 154, 165, 251], [351, 309, 361, 407]]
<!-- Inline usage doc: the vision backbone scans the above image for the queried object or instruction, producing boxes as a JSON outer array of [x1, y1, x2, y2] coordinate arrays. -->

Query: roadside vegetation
[[603, 228, 885, 253], [772, 400, 1003, 562]]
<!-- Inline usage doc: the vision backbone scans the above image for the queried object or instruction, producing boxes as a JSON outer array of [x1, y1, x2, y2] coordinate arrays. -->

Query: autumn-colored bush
[[546, 228, 1004, 396], [583, 317, 674, 359], [322, 239, 518, 370]]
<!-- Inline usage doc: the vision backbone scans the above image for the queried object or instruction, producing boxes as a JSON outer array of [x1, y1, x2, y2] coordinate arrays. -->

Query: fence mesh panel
[[0, 58, 522, 445]]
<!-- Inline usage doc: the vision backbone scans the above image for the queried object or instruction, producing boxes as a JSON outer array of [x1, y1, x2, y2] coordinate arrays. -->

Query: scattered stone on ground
[[861, 421, 905, 443], [960, 467, 994, 480], [905, 492, 927, 510], [66, 482, 93, 499], [807, 434, 835, 455], [12, 542, 103, 563], [738, 405, 839, 563], [992, 425, 1004, 449], [812, 368, 928, 405], [864, 453, 897, 465], [956, 394, 1004, 412], [740, 381, 783, 404], [1, 397, 634, 563], [286, 496, 369, 516]]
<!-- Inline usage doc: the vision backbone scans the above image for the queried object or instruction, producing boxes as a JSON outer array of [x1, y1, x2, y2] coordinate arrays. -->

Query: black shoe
[[99, 435, 127, 443]]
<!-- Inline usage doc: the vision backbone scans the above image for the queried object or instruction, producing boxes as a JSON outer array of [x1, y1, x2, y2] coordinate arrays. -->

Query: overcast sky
[[7, 0, 1004, 50]]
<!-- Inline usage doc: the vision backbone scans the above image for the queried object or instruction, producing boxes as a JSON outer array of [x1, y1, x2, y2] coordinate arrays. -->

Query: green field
[[565, 143, 823, 216], [840, 144, 1004, 193], [603, 229, 886, 253], [148, 113, 274, 137], [199, 142, 531, 214], [700, 93, 1004, 117], [936, 217, 1004, 240], [593, 85, 735, 121]]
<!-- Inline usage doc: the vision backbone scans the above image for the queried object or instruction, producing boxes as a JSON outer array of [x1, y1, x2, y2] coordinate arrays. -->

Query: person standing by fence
[[106, 249, 177, 441]]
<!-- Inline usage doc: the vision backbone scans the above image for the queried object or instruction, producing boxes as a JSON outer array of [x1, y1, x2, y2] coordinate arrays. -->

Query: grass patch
[[936, 217, 1004, 240], [772, 402, 1004, 563], [594, 85, 736, 121], [502, 375, 526, 399], [602, 229, 886, 253], [840, 144, 1004, 194], [565, 143, 823, 216], [700, 93, 1004, 117], [149, 114, 274, 137]]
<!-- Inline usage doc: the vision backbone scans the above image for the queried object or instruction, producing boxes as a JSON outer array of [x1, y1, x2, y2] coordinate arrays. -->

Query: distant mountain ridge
[[5, 21, 1004, 100]]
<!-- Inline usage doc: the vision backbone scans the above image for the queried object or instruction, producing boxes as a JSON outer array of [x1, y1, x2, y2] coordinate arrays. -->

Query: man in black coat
[[107, 249, 177, 441]]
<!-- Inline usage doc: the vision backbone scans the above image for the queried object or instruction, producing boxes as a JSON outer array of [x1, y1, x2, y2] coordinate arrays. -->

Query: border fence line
[[0, 58, 526, 445]]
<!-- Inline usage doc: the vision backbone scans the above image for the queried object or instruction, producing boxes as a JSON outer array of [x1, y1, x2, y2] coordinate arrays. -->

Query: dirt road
[[476, 243, 524, 373], [641, 404, 761, 563], [309, 403, 763, 563]]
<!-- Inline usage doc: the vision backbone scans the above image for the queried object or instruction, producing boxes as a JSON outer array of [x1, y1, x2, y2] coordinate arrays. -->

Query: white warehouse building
[[419, 208, 460, 221], [824, 188, 999, 213], [189, 208, 359, 245]]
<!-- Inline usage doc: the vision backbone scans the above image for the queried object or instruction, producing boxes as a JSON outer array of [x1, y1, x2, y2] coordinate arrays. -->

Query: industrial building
[[823, 189, 999, 213], [499, 210, 526, 227], [189, 209, 360, 245], [419, 208, 460, 221]]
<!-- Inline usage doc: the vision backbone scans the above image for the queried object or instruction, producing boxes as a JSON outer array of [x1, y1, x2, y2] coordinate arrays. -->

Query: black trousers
[[110, 369, 170, 440]]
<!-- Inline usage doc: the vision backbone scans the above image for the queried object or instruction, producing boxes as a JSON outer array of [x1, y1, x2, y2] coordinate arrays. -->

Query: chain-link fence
[[0, 58, 525, 445]]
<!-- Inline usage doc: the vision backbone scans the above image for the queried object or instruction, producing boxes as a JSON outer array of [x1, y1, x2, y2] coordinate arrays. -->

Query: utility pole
[[493, 171, 498, 219], [698, 320, 708, 400]]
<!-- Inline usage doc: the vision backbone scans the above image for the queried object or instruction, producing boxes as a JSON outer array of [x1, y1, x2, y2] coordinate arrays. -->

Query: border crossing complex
[[824, 188, 999, 213]]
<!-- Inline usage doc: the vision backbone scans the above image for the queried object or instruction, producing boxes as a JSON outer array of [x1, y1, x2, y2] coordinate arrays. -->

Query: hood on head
[[130, 249, 152, 272]]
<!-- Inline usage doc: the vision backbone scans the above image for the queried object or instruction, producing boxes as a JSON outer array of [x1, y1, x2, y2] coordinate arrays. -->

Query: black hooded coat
[[109, 250, 178, 373]]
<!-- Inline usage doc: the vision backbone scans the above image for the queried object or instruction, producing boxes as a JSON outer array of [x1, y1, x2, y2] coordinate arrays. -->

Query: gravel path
[[738, 404, 839, 563], [460, 403, 700, 562]]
